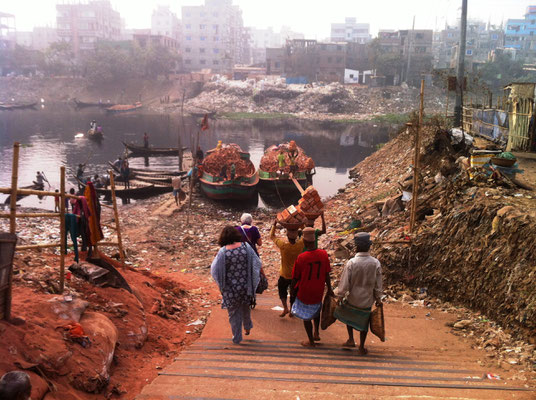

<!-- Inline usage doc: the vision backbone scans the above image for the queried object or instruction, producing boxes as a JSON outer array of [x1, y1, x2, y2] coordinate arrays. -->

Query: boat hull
[[257, 170, 308, 194], [199, 172, 258, 200]]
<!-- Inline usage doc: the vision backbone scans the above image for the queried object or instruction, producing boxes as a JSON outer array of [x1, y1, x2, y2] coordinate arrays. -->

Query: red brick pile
[[297, 186, 324, 217], [259, 143, 311, 173], [203, 146, 255, 177], [277, 204, 307, 228]]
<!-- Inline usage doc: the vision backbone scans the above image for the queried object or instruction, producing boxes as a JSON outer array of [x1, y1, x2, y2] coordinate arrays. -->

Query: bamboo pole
[[410, 79, 425, 234], [445, 92, 449, 120], [109, 171, 125, 262], [0, 213, 60, 218], [0, 187, 78, 199], [9, 143, 20, 234], [186, 129, 200, 224], [59, 166, 66, 292]]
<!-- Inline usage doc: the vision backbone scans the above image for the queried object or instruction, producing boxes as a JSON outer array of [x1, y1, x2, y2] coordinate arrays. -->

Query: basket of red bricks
[[297, 186, 324, 221], [277, 204, 306, 231]]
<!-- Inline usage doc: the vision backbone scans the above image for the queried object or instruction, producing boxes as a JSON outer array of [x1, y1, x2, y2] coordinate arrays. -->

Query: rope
[[273, 177, 288, 209]]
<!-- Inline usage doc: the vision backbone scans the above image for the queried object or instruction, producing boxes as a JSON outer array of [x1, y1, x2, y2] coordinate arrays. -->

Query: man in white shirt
[[335, 232, 382, 355]]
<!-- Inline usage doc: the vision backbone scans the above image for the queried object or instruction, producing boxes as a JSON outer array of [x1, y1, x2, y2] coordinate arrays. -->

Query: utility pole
[[405, 16, 415, 84], [454, 0, 468, 127]]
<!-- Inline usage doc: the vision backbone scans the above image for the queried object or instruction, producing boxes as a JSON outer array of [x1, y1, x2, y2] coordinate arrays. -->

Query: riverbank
[[2, 120, 535, 398], [0, 76, 447, 122]]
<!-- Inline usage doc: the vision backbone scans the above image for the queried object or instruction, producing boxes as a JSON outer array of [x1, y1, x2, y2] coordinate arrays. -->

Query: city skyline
[[2, 0, 532, 38]]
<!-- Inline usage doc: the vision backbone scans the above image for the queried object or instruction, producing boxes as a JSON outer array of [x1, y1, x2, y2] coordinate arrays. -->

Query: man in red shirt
[[291, 227, 333, 347]]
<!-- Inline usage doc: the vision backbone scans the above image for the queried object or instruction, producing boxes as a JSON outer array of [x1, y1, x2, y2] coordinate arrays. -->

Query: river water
[[0, 104, 391, 210]]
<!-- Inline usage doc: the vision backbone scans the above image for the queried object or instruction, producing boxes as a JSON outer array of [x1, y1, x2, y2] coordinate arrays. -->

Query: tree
[[44, 42, 76, 76]]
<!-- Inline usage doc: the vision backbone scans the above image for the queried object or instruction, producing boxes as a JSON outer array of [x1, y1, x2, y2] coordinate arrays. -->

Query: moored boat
[[199, 143, 258, 200], [76, 177, 171, 199], [74, 99, 115, 108], [3, 183, 44, 204], [0, 102, 38, 111], [87, 128, 103, 141], [123, 141, 188, 157], [257, 143, 311, 194], [106, 102, 142, 114]]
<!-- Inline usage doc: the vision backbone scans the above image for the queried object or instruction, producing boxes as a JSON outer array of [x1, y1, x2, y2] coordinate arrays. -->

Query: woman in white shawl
[[211, 225, 262, 344]]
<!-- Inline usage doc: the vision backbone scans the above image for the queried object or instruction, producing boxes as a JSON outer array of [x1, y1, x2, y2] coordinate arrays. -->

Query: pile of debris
[[183, 78, 446, 118], [259, 143, 311, 173], [323, 122, 536, 352], [202, 145, 254, 177]]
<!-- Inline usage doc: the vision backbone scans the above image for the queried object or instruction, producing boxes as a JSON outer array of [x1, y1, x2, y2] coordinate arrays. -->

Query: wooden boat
[[74, 99, 115, 108], [107, 162, 186, 185], [106, 102, 142, 114], [257, 143, 309, 194], [3, 183, 44, 204], [123, 141, 188, 157], [107, 161, 186, 178], [76, 177, 172, 199], [87, 128, 103, 141], [199, 144, 258, 200], [0, 102, 38, 111]]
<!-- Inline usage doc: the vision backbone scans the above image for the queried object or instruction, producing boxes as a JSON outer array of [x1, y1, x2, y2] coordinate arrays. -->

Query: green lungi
[[334, 302, 372, 332]]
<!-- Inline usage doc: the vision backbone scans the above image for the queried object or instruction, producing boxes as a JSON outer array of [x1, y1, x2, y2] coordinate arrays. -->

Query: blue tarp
[[472, 109, 509, 143], [285, 76, 308, 85]]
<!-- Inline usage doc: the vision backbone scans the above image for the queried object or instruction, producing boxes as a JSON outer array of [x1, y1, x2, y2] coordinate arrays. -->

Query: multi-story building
[[10, 27, 58, 51], [331, 18, 371, 44], [56, 0, 121, 57], [151, 5, 181, 42], [0, 12, 16, 51], [505, 5, 536, 60], [181, 0, 249, 73]]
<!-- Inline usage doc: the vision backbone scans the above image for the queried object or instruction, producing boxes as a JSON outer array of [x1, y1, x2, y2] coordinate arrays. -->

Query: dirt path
[[137, 293, 534, 399]]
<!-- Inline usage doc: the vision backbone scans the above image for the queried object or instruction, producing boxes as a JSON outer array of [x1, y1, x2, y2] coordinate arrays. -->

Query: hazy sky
[[2, 0, 532, 38]]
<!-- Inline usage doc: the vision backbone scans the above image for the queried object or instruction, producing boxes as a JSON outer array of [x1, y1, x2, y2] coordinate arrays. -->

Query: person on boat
[[270, 218, 304, 318], [143, 132, 149, 148], [34, 171, 45, 188], [216, 140, 223, 151], [89, 120, 97, 131], [305, 158, 316, 187], [277, 151, 286, 177], [211, 226, 261, 344], [219, 164, 227, 181], [235, 213, 262, 256], [230, 163, 236, 180], [93, 174, 103, 188], [172, 176, 185, 206], [113, 156, 122, 170], [96, 125, 103, 135], [196, 146, 204, 163], [121, 160, 130, 188], [290, 227, 334, 348], [334, 232, 383, 355], [288, 149, 298, 178]]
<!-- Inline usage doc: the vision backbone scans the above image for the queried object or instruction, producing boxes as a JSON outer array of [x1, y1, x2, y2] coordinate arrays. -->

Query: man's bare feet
[[313, 334, 321, 341], [288, 312, 294, 318], [245, 329, 250, 336], [279, 310, 289, 318], [342, 340, 356, 348], [301, 340, 315, 348], [358, 346, 368, 355]]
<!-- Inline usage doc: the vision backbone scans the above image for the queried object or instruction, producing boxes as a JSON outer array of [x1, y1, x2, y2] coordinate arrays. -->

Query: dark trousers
[[65, 214, 79, 262], [278, 276, 296, 306]]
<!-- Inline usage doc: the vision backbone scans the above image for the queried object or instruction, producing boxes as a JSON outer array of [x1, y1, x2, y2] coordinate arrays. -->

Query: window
[[200, 24, 206, 30], [416, 33, 424, 39], [213, 48, 220, 54], [491, 34, 498, 40], [200, 48, 206, 53], [200, 12, 206, 17], [213, 12, 218, 17], [336, 56, 343, 63], [186, 36, 192, 41], [185, 59, 191, 64], [213, 60, 219, 65], [186, 24, 191, 29], [275, 62, 281, 68], [200, 59, 206, 65], [200, 36, 206, 41], [466, 49, 473, 55], [327, 56, 332, 63], [214, 36, 219, 41], [213, 24, 219, 31]]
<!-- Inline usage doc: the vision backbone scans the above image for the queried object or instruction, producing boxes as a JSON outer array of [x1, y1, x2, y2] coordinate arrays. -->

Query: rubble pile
[[184, 78, 446, 119], [324, 123, 536, 349], [259, 143, 310, 173], [202, 145, 255, 177]]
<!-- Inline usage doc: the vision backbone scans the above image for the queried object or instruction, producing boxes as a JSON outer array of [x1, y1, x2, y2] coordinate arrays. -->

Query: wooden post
[[410, 79, 425, 234], [59, 166, 66, 292], [445, 92, 449, 121], [9, 143, 20, 234], [186, 129, 200, 224], [179, 88, 186, 171], [109, 171, 125, 262]]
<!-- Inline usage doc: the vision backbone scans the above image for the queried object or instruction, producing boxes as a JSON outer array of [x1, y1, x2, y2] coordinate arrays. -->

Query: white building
[[151, 5, 181, 41], [331, 17, 371, 44]]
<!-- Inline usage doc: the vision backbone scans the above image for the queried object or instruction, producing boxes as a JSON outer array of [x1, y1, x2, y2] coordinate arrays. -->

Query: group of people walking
[[211, 212, 383, 354]]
